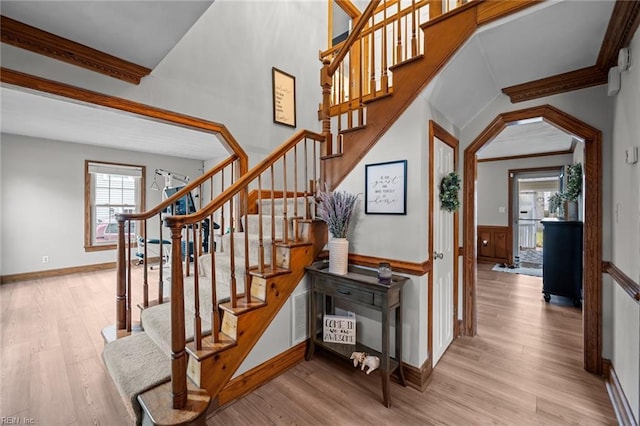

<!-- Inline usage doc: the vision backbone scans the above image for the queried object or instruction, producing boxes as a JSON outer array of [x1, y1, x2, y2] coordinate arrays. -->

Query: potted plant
[[316, 187, 358, 275], [548, 163, 582, 220], [564, 163, 582, 221]]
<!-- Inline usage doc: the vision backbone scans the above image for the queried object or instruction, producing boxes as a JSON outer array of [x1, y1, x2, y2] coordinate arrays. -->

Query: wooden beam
[[0, 15, 151, 84], [501, 66, 607, 103], [502, 0, 640, 103], [596, 0, 640, 71]]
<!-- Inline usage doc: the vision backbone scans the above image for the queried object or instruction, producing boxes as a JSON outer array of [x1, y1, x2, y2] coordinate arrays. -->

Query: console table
[[305, 261, 408, 407]]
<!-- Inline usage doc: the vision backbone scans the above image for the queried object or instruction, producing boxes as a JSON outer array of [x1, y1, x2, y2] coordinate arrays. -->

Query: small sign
[[323, 314, 356, 345]]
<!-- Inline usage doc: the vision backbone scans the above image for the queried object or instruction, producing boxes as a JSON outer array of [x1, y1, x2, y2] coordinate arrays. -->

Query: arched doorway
[[462, 104, 603, 375]]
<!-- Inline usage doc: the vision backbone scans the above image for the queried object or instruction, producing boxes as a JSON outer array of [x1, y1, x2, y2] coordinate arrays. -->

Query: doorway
[[510, 167, 563, 270], [463, 105, 603, 375]]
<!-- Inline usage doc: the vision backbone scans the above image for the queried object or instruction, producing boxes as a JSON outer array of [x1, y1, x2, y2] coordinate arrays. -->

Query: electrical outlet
[[42, 255, 49, 264]]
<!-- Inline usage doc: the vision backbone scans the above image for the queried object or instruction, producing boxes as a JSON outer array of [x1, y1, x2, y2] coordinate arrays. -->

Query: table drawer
[[314, 280, 374, 306]]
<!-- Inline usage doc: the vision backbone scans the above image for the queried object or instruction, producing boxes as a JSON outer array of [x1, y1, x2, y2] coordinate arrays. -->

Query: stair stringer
[[188, 242, 317, 401], [324, 5, 479, 189]]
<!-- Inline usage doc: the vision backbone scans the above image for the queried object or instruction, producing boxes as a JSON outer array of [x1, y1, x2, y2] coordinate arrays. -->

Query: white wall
[[610, 31, 640, 421], [0, 134, 203, 276], [477, 153, 573, 226], [0, 1, 326, 157]]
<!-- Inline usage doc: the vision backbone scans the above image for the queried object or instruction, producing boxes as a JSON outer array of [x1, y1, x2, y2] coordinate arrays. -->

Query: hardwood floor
[[0, 263, 616, 425]]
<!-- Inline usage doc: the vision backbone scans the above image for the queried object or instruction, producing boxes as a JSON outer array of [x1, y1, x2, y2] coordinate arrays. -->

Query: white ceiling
[[1, 87, 228, 160], [0, 1, 214, 69], [0, 0, 617, 161]]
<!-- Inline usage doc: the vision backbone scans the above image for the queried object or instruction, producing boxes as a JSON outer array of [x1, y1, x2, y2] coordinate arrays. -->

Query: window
[[85, 161, 145, 251]]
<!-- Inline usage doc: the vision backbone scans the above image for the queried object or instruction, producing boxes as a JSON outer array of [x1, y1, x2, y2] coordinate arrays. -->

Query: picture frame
[[365, 160, 407, 215], [272, 67, 296, 127]]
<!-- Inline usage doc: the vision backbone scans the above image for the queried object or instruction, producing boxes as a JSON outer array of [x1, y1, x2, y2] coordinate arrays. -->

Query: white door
[[432, 137, 454, 366]]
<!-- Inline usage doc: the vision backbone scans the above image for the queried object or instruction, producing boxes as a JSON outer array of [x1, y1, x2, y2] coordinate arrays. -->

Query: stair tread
[[102, 332, 171, 424], [138, 380, 210, 426], [185, 332, 237, 361], [248, 265, 291, 279], [219, 296, 267, 315]]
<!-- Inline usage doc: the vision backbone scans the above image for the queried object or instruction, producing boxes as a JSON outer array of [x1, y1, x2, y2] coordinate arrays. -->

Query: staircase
[[319, 0, 537, 188], [102, 1, 540, 424], [104, 130, 326, 424]]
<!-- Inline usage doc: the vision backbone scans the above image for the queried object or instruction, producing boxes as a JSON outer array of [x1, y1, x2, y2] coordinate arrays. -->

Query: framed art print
[[365, 160, 407, 214], [272, 67, 296, 127]]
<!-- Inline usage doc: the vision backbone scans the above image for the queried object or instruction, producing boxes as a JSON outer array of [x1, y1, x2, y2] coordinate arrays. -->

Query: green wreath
[[440, 171, 460, 212]]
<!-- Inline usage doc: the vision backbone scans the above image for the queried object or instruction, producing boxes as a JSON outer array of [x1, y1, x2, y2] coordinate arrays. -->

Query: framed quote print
[[272, 67, 296, 127], [365, 160, 407, 214]]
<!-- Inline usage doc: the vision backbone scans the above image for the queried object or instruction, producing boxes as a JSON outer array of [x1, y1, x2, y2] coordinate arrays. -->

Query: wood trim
[[347, 253, 431, 276], [501, 66, 607, 104], [502, 3, 640, 103], [0, 68, 248, 173], [0, 16, 151, 84], [478, 148, 574, 163], [596, 0, 640, 71], [1, 262, 116, 284], [335, 0, 362, 19], [603, 261, 640, 302], [463, 104, 603, 375], [401, 359, 433, 392], [217, 341, 307, 407], [475, 0, 540, 26], [428, 120, 460, 361], [603, 359, 639, 426]]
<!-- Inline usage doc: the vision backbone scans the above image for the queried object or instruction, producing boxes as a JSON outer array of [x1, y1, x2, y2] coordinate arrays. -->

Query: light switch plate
[[625, 146, 638, 164]]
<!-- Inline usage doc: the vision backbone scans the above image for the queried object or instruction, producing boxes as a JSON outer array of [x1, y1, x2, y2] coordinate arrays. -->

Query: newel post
[[169, 222, 187, 409], [320, 58, 333, 157], [115, 218, 127, 330]]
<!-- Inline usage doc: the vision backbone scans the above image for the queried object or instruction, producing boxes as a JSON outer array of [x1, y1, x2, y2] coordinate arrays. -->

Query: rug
[[491, 264, 542, 277]]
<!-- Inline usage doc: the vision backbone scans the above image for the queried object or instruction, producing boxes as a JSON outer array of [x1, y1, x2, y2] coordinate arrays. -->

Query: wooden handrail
[[328, 0, 381, 77], [164, 130, 325, 229], [604, 261, 640, 302]]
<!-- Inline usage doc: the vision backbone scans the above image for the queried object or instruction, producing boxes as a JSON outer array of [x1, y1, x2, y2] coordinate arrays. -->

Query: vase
[[565, 200, 579, 221], [329, 238, 349, 275]]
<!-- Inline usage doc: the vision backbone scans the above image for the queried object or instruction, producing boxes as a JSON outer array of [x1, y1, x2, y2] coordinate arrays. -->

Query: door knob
[[434, 252, 444, 260]]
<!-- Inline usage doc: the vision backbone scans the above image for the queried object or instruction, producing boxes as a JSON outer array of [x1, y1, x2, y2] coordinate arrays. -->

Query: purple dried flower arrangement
[[316, 187, 359, 238]]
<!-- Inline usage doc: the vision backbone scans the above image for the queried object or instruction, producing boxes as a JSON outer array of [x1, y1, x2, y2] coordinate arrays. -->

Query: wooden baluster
[[359, 36, 365, 127], [258, 175, 265, 273], [411, 0, 418, 57], [293, 145, 299, 241], [158, 218, 164, 304], [381, 1, 389, 94], [220, 172, 225, 240], [126, 220, 132, 332], [304, 138, 310, 219], [169, 223, 187, 409], [370, 14, 377, 97], [321, 58, 333, 157], [396, 0, 403, 63], [345, 60, 353, 131], [192, 225, 202, 350], [270, 166, 276, 270], [228, 197, 237, 307], [142, 220, 148, 308], [337, 61, 343, 136], [243, 187, 250, 302], [116, 219, 126, 330], [210, 210, 219, 343], [282, 154, 289, 243], [185, 223, 190, 277]]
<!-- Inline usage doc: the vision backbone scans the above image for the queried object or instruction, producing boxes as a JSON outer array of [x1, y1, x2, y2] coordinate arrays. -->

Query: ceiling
[[0, 0, 616, 161]]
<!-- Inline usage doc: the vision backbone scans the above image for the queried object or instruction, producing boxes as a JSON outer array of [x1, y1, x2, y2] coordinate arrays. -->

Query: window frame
[[84, 160, 146, 252]]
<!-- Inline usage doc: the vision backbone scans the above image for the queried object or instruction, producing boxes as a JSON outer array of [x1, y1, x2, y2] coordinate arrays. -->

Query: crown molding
[[501, 66, 607, 103], [502, 1, 639, 103], [0, 16, 151, 85]]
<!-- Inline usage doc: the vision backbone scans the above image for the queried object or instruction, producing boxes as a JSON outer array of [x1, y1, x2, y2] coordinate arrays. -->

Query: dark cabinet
[[542, 219, 583, 306]]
